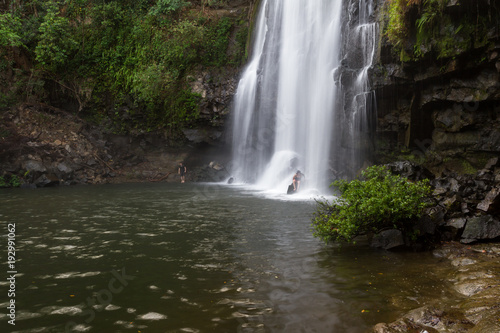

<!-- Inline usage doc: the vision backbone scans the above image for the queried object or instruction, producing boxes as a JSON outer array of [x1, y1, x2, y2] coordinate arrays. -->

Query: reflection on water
[[0, 183, 455, 332]]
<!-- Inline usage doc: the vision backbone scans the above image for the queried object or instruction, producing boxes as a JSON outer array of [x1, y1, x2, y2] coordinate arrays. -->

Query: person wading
[[178, 162, 187, 183]]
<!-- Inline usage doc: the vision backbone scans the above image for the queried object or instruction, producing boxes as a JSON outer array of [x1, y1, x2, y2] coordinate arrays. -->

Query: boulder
[[476, 186, 500, 214], [476, 169, 495, 182], [34, 173, 60, 187], [454, 280, 490, 297], [445, 217, 467, 230], [370, 229, 405, 250], [441, 194, 462, 212], [448, 177, 461, 192], [209, 161, 224, 171], [23, 160, 46, 173], [417, 205, 446, 236], [385, 161, 434, 181], [461, 202, 470, 214], [415, 216, 438, 237], [461, 216, 500, 244], [484, 157, 499, 170], [460, 186, 475, 198], [433, 103, 476, 132]]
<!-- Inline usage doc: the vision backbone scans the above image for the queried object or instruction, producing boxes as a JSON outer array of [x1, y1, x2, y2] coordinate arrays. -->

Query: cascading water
[[231, 0, 377, 194], [231, 0, 343, 193], [335, 0, 378, 176]]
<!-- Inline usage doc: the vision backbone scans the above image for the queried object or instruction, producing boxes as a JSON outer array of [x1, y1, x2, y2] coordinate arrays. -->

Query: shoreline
[[374, 241, 500, 333], [0, 104, 230, 188]]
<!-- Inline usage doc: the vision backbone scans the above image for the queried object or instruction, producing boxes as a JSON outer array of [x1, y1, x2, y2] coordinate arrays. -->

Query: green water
[[0, 183, 455, 332]]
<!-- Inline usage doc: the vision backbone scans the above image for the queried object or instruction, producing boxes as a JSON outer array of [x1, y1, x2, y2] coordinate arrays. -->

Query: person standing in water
[[293, 170, 303, 192], [178, 162, 187, 183]]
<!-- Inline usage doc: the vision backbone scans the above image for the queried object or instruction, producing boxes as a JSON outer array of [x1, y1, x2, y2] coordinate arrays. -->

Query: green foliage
[[0, 175, 21, 188], [413, 0, 473, 60], [130, 63, 173, 106], [203, 0, 227, 8], [312, 165, 432, 244], [385, 0, 409, 50], [235, 24, 249, 61], [460, 160, 477, 175], [166, 19, 205, 69], [385, 0, 497, 62], [165, 89, 201, 127], [0, 0, 249, 136], [149, 0, 190, 17], [433, 24, 469, 59], [0, 12, 24, 48], [35, 1, 79, 71], [202, 17, 232, 66], [415, 0, 446, 35]]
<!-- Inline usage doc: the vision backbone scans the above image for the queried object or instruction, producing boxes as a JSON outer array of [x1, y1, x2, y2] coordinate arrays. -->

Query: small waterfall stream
[[231, 0, 377, 193], [337, 0, 378, 176]]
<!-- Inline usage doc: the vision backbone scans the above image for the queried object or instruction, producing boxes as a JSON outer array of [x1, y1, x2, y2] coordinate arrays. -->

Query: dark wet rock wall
[[372, 0, 500, 176]]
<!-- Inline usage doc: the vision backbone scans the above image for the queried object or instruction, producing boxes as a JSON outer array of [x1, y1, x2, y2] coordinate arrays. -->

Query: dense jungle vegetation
[[384, 0, 500, 62], [0, 0, 249, 136]]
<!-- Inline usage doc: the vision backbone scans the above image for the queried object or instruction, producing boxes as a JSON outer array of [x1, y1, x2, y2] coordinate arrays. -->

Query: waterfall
[[230, 0, 377, 193], [336, 0, 378, 177]]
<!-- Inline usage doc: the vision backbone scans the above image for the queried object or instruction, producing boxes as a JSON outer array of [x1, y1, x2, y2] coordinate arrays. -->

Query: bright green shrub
[[312, 165, 432, 243]]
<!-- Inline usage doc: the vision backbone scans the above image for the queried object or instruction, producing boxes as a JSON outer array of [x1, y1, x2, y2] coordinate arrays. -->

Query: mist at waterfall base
[[230, 0, 343, 198]]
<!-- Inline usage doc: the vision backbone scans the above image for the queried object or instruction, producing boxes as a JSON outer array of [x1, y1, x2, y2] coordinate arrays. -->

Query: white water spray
[[231, 0, 343, 193]]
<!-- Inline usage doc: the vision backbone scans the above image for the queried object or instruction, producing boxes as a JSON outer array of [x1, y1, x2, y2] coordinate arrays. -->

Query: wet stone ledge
[[373, 242, 500, 333]]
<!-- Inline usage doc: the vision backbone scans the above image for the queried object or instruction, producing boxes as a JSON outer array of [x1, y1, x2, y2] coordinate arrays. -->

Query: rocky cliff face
[[367, 3, 500, 329], [372, 0, 500, 176], [0, 1, 257, 186], [183, 0, 258, 146]]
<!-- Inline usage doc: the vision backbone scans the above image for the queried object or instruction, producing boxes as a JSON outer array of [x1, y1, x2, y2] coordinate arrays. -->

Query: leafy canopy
[[312, 165, 432, 244], [0, 13, 24, 48]]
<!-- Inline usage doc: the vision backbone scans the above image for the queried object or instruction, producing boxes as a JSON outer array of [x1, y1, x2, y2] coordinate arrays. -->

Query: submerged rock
[[370, 229, 405, 250], [373, 242, 500, 333], [373, 305, 474, 333]]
